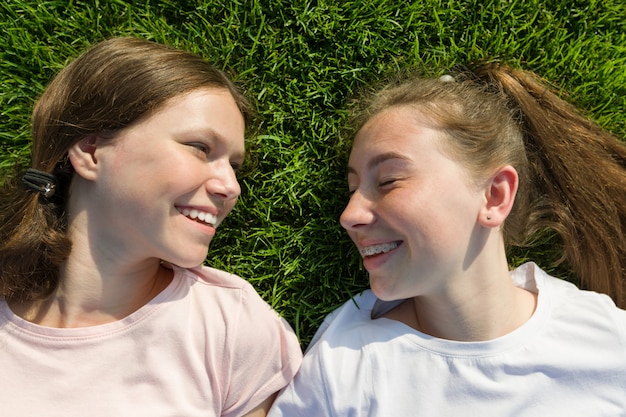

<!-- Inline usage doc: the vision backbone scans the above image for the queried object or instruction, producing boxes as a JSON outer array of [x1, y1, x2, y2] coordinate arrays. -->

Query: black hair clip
[[22, 168, 57, 198]]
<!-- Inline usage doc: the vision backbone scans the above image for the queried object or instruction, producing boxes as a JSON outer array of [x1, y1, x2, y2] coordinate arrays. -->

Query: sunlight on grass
[[1, 0, 624, 346]]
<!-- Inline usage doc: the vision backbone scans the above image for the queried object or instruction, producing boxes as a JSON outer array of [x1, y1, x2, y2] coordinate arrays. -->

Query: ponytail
[[0, 172, 72, 302], [348, 63, 626, 307], [475, 64, 626, 307]]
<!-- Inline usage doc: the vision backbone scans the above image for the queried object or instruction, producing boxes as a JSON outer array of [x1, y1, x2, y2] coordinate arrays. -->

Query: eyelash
[[378, 178, 398, 187], [188, 142, 210, 157], [379, 179, 397, 187], [188, 143, 243, 174], [346, 178, 397, 197]]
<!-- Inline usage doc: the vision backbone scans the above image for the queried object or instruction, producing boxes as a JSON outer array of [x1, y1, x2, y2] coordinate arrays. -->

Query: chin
[[369, 280, 403, 302], [164, 252, 209, 269]]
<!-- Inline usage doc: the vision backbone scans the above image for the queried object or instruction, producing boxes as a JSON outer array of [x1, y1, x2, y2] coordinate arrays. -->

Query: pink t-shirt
[[0, 265, 302, 416]]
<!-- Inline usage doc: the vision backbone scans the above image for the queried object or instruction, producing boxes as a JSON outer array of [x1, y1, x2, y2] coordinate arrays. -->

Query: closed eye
[[379, 179, 397, 187]]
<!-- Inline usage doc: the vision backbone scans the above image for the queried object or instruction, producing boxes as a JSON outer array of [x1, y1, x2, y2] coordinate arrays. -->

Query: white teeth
[[177, 207, 217, 226], [359, 242, 399, 257]]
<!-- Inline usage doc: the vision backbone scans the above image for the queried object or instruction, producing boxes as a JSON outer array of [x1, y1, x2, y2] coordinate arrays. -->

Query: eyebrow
[[187, 126, 246, 162], [347, 151, 410, 175]]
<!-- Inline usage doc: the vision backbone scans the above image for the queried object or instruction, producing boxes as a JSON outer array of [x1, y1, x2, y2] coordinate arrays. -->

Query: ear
[[478, 165, 518, 228], [68, 135, 100, 181]]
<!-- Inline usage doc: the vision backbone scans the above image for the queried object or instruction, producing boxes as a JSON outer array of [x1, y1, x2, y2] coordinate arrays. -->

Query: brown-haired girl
[[0, 37, 302, 416]]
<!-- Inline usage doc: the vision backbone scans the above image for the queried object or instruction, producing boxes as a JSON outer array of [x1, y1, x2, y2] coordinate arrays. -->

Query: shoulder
[[171, 265, 300, 335], [270, 291, 397, 416], [309, 290, 378, 347], [512, 262, 619, 309], [178, 264, 254, 290], [518, 262, 626, 346], [303, 290, 398, 376], [527, 262, 623, 314], [173, 264, 267, 308], [172, 265, 302, 416]]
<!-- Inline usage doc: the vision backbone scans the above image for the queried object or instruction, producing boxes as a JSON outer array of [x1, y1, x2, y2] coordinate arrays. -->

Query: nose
[[339, 190, 375, 231], [205, 160, 241, 202]]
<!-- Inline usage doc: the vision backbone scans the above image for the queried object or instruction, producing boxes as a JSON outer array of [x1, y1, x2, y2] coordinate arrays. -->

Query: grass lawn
[[1, 0, 624, 347]]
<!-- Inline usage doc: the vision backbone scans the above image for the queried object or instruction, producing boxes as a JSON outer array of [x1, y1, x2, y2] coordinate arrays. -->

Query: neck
[[10, 242, 174, 328], [411, 280, 537, 341], [414, 234, 538, 341], [383, 246, 538, 341]]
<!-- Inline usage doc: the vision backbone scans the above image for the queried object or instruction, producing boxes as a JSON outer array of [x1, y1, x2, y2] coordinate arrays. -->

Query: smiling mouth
[[359, 241, 400, 257], [176, 207, 217, 226]]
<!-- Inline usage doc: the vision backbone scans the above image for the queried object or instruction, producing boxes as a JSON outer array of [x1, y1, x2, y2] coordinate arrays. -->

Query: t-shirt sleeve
[[269, 293, 375, 417], [267, 335, 334, 417], [221, 284, 303, 417]]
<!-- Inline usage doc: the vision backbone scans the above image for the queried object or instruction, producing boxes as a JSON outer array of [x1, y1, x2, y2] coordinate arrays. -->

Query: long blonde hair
[[347, 64, 626, 307]]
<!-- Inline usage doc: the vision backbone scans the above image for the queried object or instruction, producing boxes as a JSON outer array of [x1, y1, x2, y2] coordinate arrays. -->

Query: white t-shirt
[[269, 263, 626, 416], [0, 265, 303, 417]]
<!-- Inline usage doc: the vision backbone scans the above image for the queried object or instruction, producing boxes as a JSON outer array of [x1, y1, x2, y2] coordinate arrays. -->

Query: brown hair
[[0, 37, 254, 302], [347, 63, 626, 307]]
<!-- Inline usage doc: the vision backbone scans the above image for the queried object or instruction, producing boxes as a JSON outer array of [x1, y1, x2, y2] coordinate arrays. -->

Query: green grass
[[1, 0, 624, 347]]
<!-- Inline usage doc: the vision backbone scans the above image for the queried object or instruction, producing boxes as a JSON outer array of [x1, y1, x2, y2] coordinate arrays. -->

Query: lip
[[175, 204, 219, 216], [355, 239, 402, 251], [356, 240, 402, 271]]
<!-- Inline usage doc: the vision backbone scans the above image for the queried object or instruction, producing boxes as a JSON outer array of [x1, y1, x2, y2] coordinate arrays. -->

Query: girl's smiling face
[[340, 106, 486, 301], [74, 88, 245, 267]]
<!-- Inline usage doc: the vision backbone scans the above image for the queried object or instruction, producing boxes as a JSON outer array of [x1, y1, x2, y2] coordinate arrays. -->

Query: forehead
[[351, 107, 439, 158], [114, 88, 246, 156], [346, 106, 476, 183], [157, 88, 243, 132]]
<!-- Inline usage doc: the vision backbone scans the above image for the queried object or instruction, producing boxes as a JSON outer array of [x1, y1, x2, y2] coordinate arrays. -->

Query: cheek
[[386, 189, 452, 237], [434, 191, 483, 242]]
